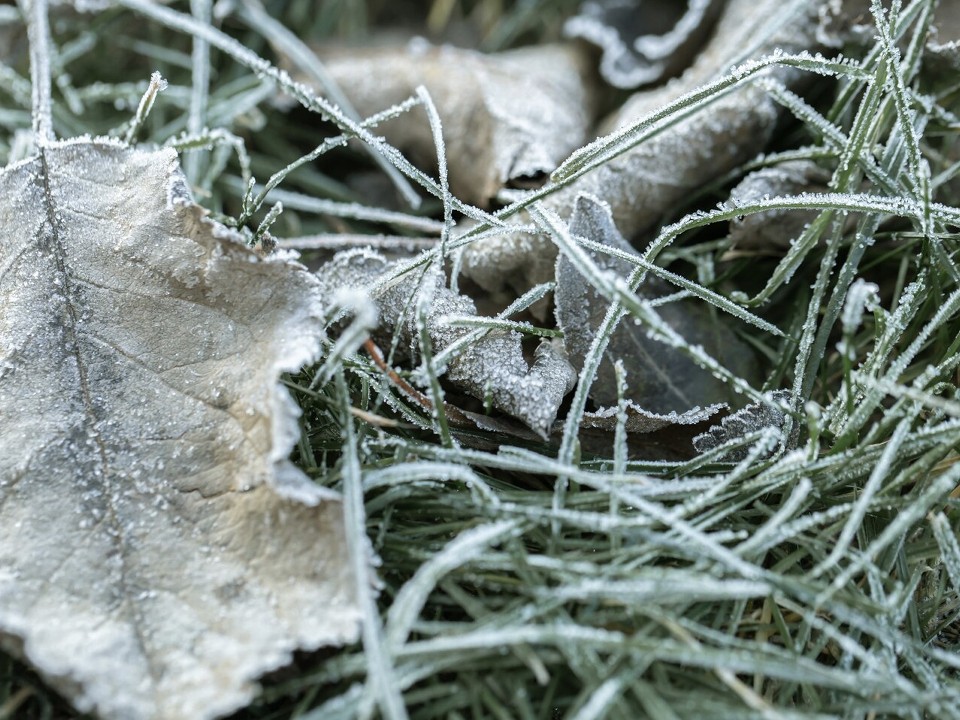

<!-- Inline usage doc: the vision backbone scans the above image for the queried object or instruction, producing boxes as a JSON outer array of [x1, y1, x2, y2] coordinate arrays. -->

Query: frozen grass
[[3, 0, 960, 718]]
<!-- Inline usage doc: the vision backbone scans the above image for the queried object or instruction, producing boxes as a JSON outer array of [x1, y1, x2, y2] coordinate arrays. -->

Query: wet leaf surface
[[0, 140, 360, 720]]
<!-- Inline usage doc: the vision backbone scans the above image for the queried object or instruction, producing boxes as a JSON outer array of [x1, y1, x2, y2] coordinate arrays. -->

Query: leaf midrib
[[37, 146, 163, 691]]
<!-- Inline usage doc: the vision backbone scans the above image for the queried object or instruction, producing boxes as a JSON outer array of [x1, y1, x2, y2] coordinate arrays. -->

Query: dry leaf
[[581, 401, 725, 433], [459, 225, 560, 316], [0, 139, 360, 720], [577, 400, 727, 461], [935, 1, 960, 42], [693, 390, 793, 460], [316, 41, 597, 205], [460, 0, 840, 295], [316, 249, 576, 436], [555, 194, 759, 413], [728, 160, 833, 251], [923, 0, 960, 100], [923, 38, 960, 91], [511, 0, 836, 275], [565, 0, 724, 88]]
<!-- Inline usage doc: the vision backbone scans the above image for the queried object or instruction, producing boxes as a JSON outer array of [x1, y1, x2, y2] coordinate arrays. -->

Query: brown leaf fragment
[[316, 249, 576, 436], [555, 194, 760, 413], [692, 390, 794, 460], [315, 41, 598, 205], [728, 160, 833, 251], [922, 38, 960, 92], [581, 401, 726, 433], [0, 140, 360, 720], [577, 400, 728, 461], [564, 0, 725, 89], [460, 0, 842, 296], [934, 1, 960, 43]]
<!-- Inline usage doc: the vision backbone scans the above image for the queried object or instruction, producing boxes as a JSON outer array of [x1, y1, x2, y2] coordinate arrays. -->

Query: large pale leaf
[[0, 139, 360, 720]]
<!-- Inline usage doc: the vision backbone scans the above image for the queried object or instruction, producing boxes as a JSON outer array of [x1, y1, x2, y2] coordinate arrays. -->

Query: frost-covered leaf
[[564, 0, 724, 89], [316, 249, 576, 436], [458, 225, 560, 315], [564, 0, 854, 216], [922, 38, 960, 92], [581, 401, 725, 433], [727, 160, 832, 250], [312, 41, 597, 206], [575, 400, 728, 462], [555, 194, 759, 413], [0, 140, 360, 720], [460, 0, 840, 295], [692, 390, 793, 460], [934, 2, 960, 42]]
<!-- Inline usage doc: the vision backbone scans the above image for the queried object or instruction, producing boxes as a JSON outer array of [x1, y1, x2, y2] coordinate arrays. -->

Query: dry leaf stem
[[363, 339, 473, 428]]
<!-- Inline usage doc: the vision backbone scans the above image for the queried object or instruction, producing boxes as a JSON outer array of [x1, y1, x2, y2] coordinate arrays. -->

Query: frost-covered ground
[[2, 1, 960, 719]]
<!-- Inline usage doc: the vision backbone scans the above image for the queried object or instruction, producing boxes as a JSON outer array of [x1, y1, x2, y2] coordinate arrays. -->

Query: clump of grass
[[3, 1, 960, 719]]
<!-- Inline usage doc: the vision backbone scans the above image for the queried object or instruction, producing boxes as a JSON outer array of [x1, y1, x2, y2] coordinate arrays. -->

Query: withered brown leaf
[[459, 0, 842, 295], [555, 194, 760, 413], [315, 41, 597, 206], [0, 140, 360, 720], [316, 249, 576, 437]]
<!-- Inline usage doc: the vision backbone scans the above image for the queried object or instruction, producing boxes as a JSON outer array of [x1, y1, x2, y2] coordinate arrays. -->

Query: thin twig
[[363, 339, 472, 427]]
